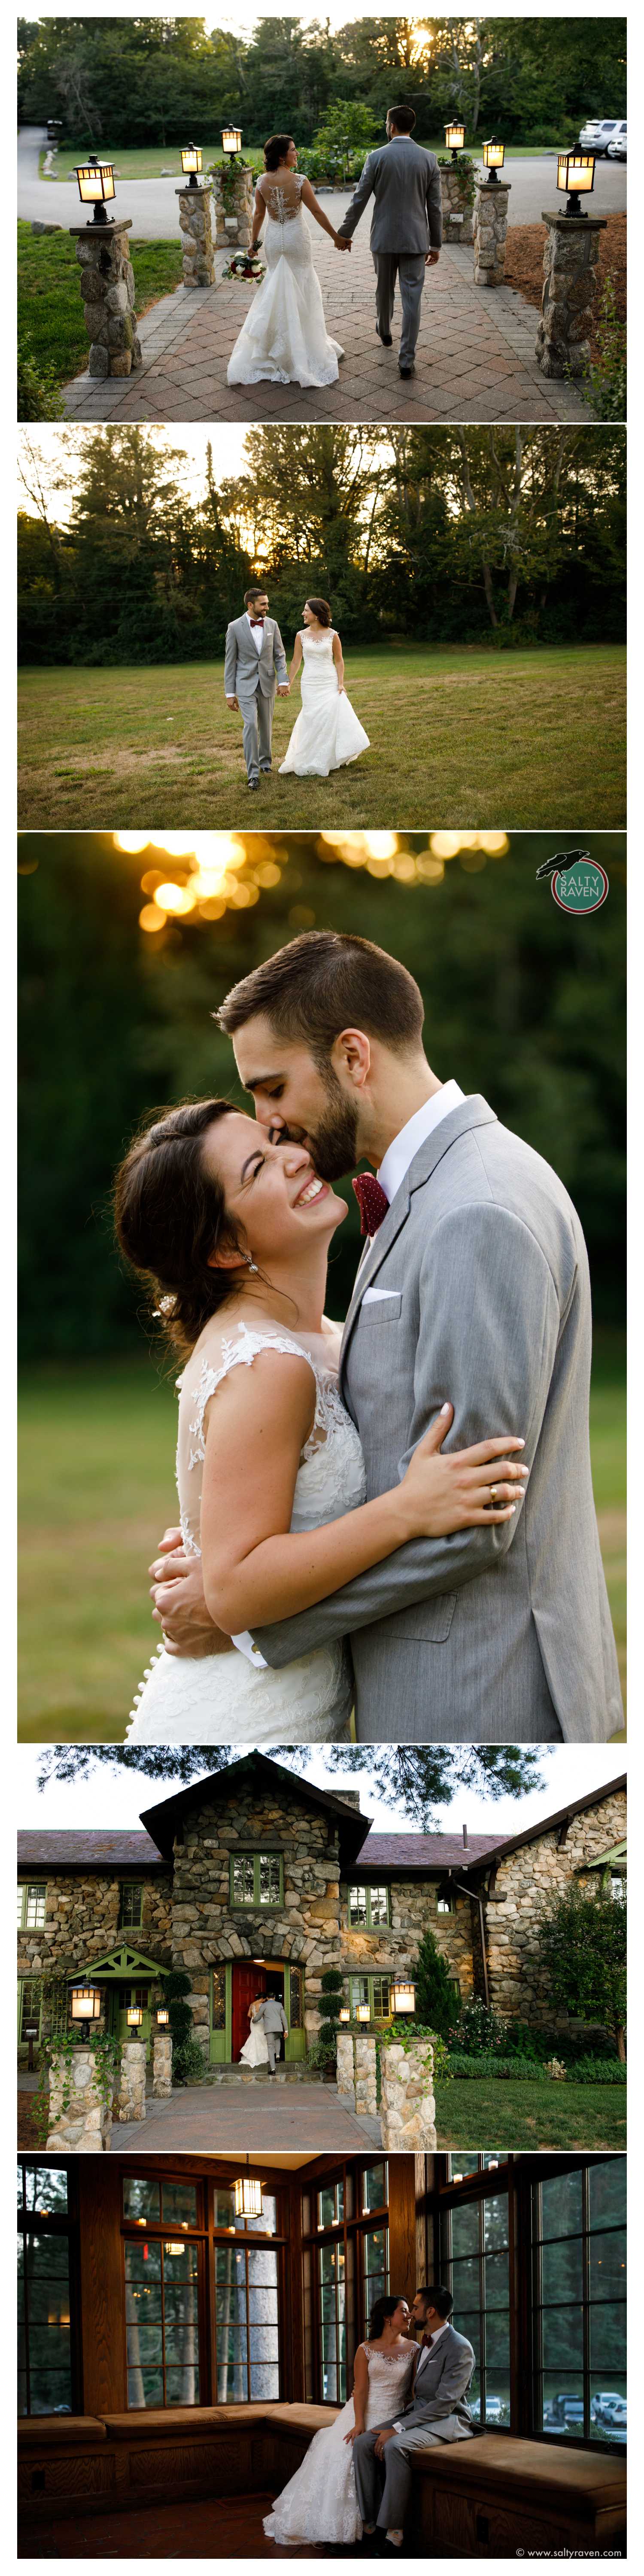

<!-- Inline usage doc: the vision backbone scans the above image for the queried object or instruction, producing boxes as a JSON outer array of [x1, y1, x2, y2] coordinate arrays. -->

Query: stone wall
[[46, 2046, 112, 2153], [380, 2040, 436, 2150], [484, 1789, 626, 2036], [212, 165, 254, 249], [176, 184, 216, 287], [341, 1881, 474, 2008], [73, 221, 142, 380], [18, 1871, 173, 2049], [440, 164, 474, 245], [115, 2041, 147, 2123], [536, 214, 604, 379], [152, 2031, 173, 2098], [472, 180, 510, 285], [171, 1786, 345, 2057]]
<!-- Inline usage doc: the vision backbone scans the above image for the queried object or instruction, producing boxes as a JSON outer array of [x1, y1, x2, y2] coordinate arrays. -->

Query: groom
[[256, 1987, 289, 2073], [149, 929, 623, 1744], [336, 106, 442, 378], [353, 2287, 474, 2554], [224, 587, 289, 790]]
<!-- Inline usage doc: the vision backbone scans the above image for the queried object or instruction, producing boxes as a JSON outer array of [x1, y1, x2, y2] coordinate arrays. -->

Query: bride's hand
[[397, 1407, 529, 1539], [343, 2428, 358, 2444]]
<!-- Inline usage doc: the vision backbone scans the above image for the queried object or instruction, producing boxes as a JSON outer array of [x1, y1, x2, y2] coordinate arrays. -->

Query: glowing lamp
[[445, 121, 465, 160], [557, 150, 595, 215], [222, 127, 243, 158], [482, 136, 505, 182], [356, 2002, 371, 2024], [23, 2021, 39, 2039], [181, 143, 202, 187], [127, 2003, 143, 2028], [75, 156, 115, 223], [392, 1981, 416, 2015], [234, 2170, 263, 2219], [156, 2005, 170, 2027], [70, 1984, 101, 2021], [339, 2007, 350, 2024], [164, 2241, 185, 2257]]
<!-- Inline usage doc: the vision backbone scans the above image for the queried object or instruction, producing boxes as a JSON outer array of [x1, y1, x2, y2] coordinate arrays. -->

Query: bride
[[239, 1998, 269, 2068], [264, 2296, 418, 2547], [114, 1102, 527, 1745], [227, 132, 348, 389], [279, 598, 370, 779]]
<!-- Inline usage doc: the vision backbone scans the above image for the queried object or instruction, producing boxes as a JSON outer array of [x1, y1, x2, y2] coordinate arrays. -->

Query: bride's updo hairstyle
[[264, 134, 295, 170], [369, 2294, 405, 2340], [114, 1098, 246, 1357], [305, 597, 332, 625]]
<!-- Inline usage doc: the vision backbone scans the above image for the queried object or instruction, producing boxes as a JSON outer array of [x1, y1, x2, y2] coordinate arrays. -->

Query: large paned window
[[119, 1882, 143, 1930], [18, 2162, 73, 2417], [18, 1979, 43, 2042], [122, 2173, 203, 2409], [347, 1884, 390, 1928], [229, 1851, 283, 1908], [533, 2161, 626, 2445], [349, 1974, 392, 2024], [302, 2163, 389, 2405], [440, 2182, 510, 2428], [17, 1883, 47, 1930], [213, 2188, 280, 2401]]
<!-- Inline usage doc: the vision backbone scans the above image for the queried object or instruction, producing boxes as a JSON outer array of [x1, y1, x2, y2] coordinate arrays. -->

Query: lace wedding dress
[[227, 175, 343, 388], [239, 2007, 269, 2069], [264, 2342, 416, 2547], [279, 630, 371, 777], [126, 1320, 366, 1745]]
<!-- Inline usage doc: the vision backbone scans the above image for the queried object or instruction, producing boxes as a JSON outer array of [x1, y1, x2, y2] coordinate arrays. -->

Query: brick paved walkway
[[63, 202, 589, 426], [113, 2081, 382, 2151]]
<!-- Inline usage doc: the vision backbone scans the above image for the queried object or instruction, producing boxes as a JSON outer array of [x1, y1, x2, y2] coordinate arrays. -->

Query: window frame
[[532, 2160, 626, 2451], [119, 2169, 287, 2412], [301, 2160, 389, 2406], [118, 1881, 144, 1932], [18, 2158, 79, 2419], [17, 1882, 47, 1931], [228, 1849, 284, 1910], [349, 1973, 392, 2024], [346, 1881, 391, 1931], [426, 2154, 626, 2455]]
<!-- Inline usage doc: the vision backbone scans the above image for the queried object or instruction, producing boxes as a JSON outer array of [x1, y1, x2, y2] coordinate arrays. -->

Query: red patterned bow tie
[[250, 617, 264, 627], [352, 1173, 389, 1238]]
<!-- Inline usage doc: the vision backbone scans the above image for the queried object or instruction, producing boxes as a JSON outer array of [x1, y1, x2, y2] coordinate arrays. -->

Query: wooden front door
[[231, 1961, 266, 2060]]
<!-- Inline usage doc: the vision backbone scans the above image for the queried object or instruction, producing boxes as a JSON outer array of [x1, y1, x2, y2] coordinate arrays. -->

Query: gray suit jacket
[[255, 1095, 623, 1742], [395, 2327, 475, 2439], [337, 136, 442, 255], [258, 1998, 288, 2034], [224, 614, 287, 701]]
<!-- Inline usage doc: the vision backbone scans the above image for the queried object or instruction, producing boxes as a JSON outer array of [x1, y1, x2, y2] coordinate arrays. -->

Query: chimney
[[332, 1788, 363, 1811], [462, 1823, 468, 1849]]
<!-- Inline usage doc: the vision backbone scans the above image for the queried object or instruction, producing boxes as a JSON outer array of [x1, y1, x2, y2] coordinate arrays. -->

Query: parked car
[[578, 118, 627, 156]]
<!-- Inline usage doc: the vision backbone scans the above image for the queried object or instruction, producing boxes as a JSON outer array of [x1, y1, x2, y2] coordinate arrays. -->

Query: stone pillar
[[473, 178, 510, 286], [70, 219, 142, 381], [336, 2030, 356, 2103], [212, 164, 254, 249], [175, 184, 216, 288], [46, 2045, 112, 2153], [440, 164, 474, 246], [536, 212, 606, 378], [152, 2030, 173, 2097], [115, 2040, 147, 2122], [354, 2033, 378, 2121], [380, 2040, 437, 2151]]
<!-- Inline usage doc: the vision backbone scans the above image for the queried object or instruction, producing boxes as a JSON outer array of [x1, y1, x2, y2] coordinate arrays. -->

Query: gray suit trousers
[[353, 2420, 472, 2533], [374, 252, 425, 361], [238, 685, 273, 782]]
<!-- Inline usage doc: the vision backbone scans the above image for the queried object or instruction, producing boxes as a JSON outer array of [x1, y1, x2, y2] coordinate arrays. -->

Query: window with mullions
[[17, 1883, 47, 1930], [122, 2175, 202, 2409], [119, 1882, 143, 1930], [214, 2201, 280, 2402], [347, 1884, 390, 1928], [533, 2161, 626, 2447], [229, 1851, 283, 1908], [307, 2169, 389, 2403], [18, 2162, 73, 2417], [18, 1980, 43, 2042], [440, 2186, 510, 2428], [349, 1974, 392, 2024]]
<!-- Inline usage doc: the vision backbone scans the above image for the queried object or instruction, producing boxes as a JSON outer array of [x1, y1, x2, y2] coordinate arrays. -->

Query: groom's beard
[[274, 1073, 361, 1182]]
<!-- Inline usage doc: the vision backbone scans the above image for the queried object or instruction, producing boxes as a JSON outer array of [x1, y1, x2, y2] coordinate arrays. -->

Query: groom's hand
[[277, 684, 290, 695], [374, 2431, 396, 2458], [226, 695, 239, 710], [149, 1530, 230, 1657], [335, 233, 351, 251], [425, 249, 440, 265]]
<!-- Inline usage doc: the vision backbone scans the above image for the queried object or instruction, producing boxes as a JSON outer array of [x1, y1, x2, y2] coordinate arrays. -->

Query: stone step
[[201, 2063, 326, 2086]]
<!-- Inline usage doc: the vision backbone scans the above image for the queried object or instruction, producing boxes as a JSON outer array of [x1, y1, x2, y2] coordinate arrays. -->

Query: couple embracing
[[264, 2285, 474, 2550], [115, 929, 622, 1748]]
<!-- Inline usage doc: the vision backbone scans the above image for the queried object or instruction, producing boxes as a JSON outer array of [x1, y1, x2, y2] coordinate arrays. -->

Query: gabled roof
[[353, 1831, 498, 1875], [139, 1751, 372, 1869]]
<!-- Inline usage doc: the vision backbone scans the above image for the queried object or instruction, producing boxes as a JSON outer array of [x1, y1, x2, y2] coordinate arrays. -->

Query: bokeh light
[[115, 829, 513, 939]]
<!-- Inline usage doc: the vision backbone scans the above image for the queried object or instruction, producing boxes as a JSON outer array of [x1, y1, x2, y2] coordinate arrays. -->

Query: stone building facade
[[17, 1758, 626, 2065]]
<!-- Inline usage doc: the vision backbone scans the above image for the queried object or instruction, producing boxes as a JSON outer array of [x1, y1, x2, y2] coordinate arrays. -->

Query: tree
[[318, 1967, 345, 2059], [163, 1967, 203, 2083], [412, 1927, 456, 2039], [536, 1880, 626, 2060], [35, 1742, 546, 1825]]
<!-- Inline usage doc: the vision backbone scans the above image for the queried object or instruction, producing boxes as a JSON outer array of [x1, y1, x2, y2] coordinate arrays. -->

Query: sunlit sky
[[33, 5, 437, 36], [18, 1747, 623, 1838], [18, 426, 395, 527]]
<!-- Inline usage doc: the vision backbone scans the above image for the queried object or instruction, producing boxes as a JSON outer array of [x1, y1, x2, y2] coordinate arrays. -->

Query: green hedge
[[447, 2051, 626, 2083]]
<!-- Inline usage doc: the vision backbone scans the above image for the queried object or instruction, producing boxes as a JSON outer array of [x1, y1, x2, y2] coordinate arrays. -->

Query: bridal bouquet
[[222, 249, 265, 283]]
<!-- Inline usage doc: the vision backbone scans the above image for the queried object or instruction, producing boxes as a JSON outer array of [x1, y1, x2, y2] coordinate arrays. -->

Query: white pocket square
[[362, 1287, 400, 1302]]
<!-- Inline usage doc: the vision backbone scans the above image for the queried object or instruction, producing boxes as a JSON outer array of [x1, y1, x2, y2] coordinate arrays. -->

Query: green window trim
[[349, 1973, 392, 2025], [17, 1883, 47, 1931], [229, 1851, 284, 1909], [346, 1883, 390, 1930], [118, 1882, 144, 1931], [17, 1978, 43, 2043]]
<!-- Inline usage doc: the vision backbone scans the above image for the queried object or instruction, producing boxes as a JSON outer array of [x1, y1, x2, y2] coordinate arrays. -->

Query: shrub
[[536, 1881, 626, 2061], [319, 1966, 344, 2056], [571, 2056, 627, 2085], [452, 1998, 505, 2056], [164, 1967, 201, 2084], [583, 276, 626, 421], [17, 331, 64, 422], [413, 1927, 458, 2040], [447, 2053, 547, 2080]]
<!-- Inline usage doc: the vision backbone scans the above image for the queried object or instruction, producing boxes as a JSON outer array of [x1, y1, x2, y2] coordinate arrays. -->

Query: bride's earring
[[246, 1253, 258, 1274]]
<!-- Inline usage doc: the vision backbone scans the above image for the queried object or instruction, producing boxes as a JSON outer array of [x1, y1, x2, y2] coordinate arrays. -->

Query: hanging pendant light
[[234, 2153, 263, 2219]]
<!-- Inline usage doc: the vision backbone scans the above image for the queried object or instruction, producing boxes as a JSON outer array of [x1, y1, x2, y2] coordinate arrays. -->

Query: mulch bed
[[18, 2090, 44, 2149], [504, 211, 626, 360]]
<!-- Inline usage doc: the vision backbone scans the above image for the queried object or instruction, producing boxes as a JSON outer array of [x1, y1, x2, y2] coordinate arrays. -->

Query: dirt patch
[[18, 2091, 43, 2149], [504, 211, 626, 359]]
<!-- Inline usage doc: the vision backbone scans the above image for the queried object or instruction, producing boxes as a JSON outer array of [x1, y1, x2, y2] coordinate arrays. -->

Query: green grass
[[17, 647, 626, 833], [38, 140, 567, 182], [18, 220, 183, 386], [436, 2078, 626, 2151], [18, 1350, 625, 1740]]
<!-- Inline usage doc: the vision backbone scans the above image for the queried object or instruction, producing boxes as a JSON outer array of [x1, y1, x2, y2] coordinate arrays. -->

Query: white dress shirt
[[234, 1082, 464, 1662], [246, 610, 265, 651]]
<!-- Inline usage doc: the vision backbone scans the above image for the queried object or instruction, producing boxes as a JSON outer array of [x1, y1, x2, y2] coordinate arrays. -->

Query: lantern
[[181, 143, 202, 188], [75, 156, 116, 223], [482, 136, 505, 182], [127, 2002, 143, 2028], [444, 121, 465, 160], [156, 2006, 170, 2027], [222, 127, 243, 158], [339, 2007, 350, 2024], [234, 2156, 264, 2220], [556, 150, 595, 215], [356, 2001, 371, 2024], [164, 2241, 185, 2257], [70, 1983, 101, 2022], [391, 1981, 416, 2015]]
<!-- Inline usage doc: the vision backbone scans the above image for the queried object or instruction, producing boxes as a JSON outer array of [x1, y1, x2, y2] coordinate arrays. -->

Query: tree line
[[18, 424, 626, 666], [18, 14, 626, 149]]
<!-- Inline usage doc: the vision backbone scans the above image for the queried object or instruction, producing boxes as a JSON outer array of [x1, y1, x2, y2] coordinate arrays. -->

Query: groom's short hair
[[216, 930, 425, 1061], [419, 2285, 453, 2320], [244, 586, 267, 606], [388, 105, 416, 132]]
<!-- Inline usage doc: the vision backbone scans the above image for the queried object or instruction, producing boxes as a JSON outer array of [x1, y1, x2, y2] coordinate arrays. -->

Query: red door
[[232, 1962, 266, 2060]]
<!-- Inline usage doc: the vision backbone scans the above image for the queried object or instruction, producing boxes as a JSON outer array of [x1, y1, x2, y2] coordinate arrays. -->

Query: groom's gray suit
[[353, 2327, 475, 2537], [224, 613, 288, 784], [256, 1995, 288, 2072], [337, 136, 442, 366], [254, 1094, 623, 1743]]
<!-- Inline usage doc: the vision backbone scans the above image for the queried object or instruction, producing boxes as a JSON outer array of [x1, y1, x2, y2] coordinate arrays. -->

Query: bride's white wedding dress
[[126, 1320, 366, 1745], [239, 2009, 269, 2069], [264, 2341, 416, 2547], [227, 175, 343, 388], [279, 629, 370, 777]]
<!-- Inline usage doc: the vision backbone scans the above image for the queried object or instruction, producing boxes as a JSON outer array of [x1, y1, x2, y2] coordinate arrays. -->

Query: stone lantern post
[[176, 182, 216, 288], [536, 209, 606, 377], [70, 218, 142, 380], [439, 162, 474, 245], [212, 163, 254, 249], [472, 176, 511, 285]]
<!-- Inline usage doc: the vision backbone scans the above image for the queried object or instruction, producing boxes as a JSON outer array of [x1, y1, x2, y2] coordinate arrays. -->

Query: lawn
[[435, 2078, 626, 2151], [17, 646, 626, 833], [18, 220, 183, 388], [39, 142, 564, 182], [18, 1350, 625, 1739]]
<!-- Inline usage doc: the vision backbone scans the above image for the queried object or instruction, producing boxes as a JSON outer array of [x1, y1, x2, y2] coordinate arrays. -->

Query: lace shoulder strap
[[186, 1318, 319, 1467]]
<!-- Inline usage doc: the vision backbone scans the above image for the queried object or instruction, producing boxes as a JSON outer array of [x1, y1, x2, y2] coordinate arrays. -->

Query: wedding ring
[[490, 1485, 499, 1502]]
